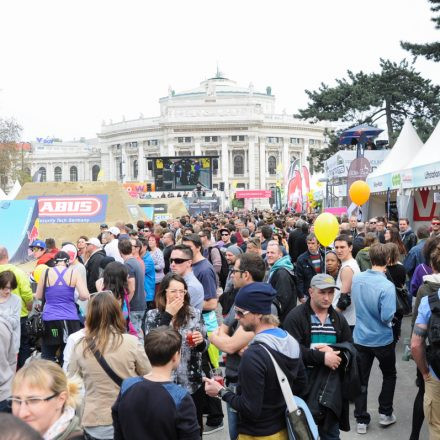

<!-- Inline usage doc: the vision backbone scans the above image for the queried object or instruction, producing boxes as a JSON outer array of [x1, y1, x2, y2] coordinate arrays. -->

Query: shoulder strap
[[259, 344, 298, 413], [89, 342, 123, 387], [42, 268, 49, 306], [428, 294, 440, 314]]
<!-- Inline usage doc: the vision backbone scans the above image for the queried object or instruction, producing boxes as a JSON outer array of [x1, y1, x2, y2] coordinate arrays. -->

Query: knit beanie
[[235, 282, 277, 315]]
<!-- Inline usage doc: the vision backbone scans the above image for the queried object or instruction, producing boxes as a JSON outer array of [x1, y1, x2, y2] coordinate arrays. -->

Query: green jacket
[[355, 248, 372, 272]]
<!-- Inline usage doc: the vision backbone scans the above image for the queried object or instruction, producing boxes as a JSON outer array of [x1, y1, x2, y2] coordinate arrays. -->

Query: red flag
[[302, 166, 310, 212], [287, 171, 303, 212]]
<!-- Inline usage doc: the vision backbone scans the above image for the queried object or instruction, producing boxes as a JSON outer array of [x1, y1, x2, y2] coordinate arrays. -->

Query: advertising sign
[[30, 195, 108, 223], [325, 150, 388, 180], [235, 190, 272, 199], [408, 162, 440, 189], [413, 189, 440, 221], [324, 207, 348, 216], [186, 198, 220, 215]]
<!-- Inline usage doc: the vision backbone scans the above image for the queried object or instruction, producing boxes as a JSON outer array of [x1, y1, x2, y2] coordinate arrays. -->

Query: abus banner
[[30, 195, 108, 223]]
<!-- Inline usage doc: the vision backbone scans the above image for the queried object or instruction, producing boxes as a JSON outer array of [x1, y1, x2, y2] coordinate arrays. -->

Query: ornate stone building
[[29, 74, 327, 193]]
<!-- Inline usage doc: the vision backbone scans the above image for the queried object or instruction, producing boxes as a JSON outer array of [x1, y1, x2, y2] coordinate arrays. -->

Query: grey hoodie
[[0, 316, 16, 402]]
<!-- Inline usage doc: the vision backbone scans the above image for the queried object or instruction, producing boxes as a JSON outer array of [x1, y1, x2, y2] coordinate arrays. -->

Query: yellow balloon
[[33, 264, 48, 283], [314, 213, 339, 247], [349, 180, 371, 206]]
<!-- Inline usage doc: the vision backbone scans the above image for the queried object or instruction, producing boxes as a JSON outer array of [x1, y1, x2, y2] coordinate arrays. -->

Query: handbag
[[89, 342, 123, 387], [261, 345, 318, 440], [26, 269, 49, 339]]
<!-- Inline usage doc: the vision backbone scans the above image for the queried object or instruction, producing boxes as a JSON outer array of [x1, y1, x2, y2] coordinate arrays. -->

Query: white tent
[[367, 119, 424, 193], [406, 121, 440, 169], [5, 180, 22, 200]]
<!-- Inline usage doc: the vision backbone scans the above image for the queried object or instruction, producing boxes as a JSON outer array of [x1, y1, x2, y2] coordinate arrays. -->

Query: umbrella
[[338, 124, 383, 145]]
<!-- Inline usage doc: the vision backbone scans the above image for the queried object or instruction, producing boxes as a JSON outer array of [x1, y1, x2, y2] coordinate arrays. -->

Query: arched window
[[92, 165, 100, 181], [268, 156, 277, 175], [38, 167, 46, 182], [133, 160, 138, 180], [70, 166, 78, 182], [54, 166, 62, 182], [234, 155, 244, 175]]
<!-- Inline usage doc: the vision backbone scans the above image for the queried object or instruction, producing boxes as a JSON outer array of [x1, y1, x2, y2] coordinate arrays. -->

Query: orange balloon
[[349, 180, 371, 206]]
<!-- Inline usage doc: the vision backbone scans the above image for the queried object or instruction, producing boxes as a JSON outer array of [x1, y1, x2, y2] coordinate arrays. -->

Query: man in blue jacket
[[351, 243, 397, 434]]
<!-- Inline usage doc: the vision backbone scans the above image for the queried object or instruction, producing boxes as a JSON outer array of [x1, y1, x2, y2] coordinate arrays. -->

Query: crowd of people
[[1, 211, 440, 439]]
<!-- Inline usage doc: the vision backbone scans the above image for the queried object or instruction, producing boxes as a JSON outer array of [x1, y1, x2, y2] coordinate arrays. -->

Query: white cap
[[85, 237, 102, 248], [108, 226, 120, 236]]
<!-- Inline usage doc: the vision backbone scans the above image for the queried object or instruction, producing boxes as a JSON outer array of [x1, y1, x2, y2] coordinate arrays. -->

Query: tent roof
[[368, 119, 423, 178], [404, 120, 440, 170]]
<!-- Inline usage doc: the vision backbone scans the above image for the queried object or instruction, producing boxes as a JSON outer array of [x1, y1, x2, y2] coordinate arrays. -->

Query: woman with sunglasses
[[143, 273, 208, 434], [35, 251, 90, 364], [11, 359, 84, 439], [68, 292, 150, 440]]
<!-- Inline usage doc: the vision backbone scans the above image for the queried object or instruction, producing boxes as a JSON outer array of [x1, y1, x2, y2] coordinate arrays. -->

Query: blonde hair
[[261, 314, 280, 326], [12, 360, 82, 409]]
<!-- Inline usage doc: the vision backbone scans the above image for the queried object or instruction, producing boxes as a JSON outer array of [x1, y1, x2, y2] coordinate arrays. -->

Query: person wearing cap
[[103, 227, 123, 263], [204, 281, 307, 439], [283, 273, 353, 440], [29, 240, 57, 267], [219, 245, 243, 316], [84, 238, 106, 294], [351, 243, 397, 434]]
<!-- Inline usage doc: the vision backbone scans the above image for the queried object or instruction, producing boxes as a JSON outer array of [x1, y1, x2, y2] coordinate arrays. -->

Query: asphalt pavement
[[206, 315, 428, 439]]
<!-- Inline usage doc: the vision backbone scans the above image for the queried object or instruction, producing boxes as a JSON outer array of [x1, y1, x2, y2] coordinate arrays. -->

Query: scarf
[[43, 406, 75, 440]]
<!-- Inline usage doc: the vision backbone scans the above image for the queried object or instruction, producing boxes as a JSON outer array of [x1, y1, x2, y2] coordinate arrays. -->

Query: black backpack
[[207, 246, 229, 290], [427, 294, 440, 377]]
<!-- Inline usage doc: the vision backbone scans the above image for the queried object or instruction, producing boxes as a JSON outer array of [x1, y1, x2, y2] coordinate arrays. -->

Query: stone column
[[283, 138, 289, 184], [138, 143, 145, 181], [194, 137, 201, 156], [62, 162, 68, 182], [259, 138, 266, 190], [221, 137, 229, 193], [248, 136, 256, 189], [168, 142, 175, 156], [108, 147, 116, 180], [121, 145, 129, 182], [303, 138, 310, 168]]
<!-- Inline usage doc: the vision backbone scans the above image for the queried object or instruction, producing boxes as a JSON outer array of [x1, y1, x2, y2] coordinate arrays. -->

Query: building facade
[[29, 74, 328, 194]]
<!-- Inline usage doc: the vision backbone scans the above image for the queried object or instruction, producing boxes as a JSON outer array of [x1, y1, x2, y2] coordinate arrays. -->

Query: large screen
[[152, 156, 215, 191]]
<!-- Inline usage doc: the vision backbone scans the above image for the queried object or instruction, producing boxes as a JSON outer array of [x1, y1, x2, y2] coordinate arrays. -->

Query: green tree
[[297, 59, 440, 171], [401, 0, 440, 62], [0, 117, 30, 191]]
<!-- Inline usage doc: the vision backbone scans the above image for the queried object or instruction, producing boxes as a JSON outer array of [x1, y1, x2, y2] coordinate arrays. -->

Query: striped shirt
[[310, 314, 337, 349]]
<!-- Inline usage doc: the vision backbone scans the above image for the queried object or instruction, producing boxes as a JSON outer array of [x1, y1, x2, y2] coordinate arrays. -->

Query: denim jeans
[[318, 422, 340, 440], [226, 383, 238, 440], [129, 310, 145, 341], [354, 342, 397, 425]]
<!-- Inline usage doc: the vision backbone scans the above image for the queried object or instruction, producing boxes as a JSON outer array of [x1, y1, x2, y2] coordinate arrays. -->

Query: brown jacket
[[68, 333, 151, 427]]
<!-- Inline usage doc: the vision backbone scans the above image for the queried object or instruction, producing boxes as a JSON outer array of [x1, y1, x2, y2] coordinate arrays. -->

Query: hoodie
[[355, 247, 372, 272], [222, 327, 307, 437], [412, 273, 440, 328], [268, 255, 293, 278]]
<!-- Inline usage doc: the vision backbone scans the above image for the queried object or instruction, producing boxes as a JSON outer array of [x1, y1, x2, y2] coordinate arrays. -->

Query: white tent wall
[[412, 188, 440, 229], [368, 192, 391, 218]]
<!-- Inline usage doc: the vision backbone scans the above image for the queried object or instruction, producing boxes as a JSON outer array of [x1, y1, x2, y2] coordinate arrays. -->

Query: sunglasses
[[170, 258, 190, 264], [432, 222, 440, 226], [235, 309, 251, 318], [221, 233, 230, 236]]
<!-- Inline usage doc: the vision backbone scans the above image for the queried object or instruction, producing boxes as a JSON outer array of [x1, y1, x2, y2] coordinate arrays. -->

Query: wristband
[[217, 387, 230, 399]]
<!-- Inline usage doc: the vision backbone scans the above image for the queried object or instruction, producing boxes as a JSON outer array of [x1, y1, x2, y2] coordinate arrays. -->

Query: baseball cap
[[85, 237, 102, 248], [310, 274, 339, 290], [100, 223, 108, 228], [108, 226, 120, 236], [29, 240, 46, 249], [61, 244, 78, 264]]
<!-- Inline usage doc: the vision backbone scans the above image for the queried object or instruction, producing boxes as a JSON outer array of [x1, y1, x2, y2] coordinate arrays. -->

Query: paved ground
[[206, 315, 428, 439]]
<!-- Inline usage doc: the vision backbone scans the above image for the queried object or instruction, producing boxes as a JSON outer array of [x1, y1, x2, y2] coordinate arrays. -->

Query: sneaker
[[357, 423, 367, 434], [379, 413, 396, 426], [203, 423, 224, 435]]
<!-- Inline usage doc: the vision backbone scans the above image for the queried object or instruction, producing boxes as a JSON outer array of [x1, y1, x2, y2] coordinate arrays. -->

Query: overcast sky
[[1, 0, 439, 142]]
